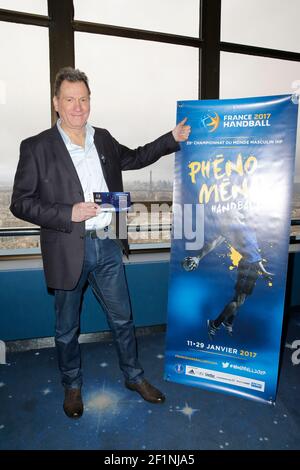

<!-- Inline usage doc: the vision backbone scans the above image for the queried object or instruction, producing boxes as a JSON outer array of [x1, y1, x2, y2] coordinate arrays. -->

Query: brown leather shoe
[[125, 379, 165, 404], [63, 388, 83, 418]]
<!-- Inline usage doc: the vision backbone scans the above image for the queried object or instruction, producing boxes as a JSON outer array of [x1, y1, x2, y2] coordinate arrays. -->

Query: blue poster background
[[165, 95, 298, 403]]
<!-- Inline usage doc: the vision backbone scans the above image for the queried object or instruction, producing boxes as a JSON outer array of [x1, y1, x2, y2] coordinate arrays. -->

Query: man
[[182, 210, 273, 340], [10, 67, 191, 418]]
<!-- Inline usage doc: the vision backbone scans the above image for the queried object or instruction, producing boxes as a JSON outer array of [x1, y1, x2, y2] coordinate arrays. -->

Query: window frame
[[1, 0, 300, 258]]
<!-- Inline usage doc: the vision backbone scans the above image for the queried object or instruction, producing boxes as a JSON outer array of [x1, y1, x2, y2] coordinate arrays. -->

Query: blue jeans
[[54, 235, 144, 389]]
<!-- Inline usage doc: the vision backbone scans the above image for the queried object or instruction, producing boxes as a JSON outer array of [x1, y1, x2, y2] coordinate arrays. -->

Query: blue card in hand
[[93, 192, 131, 212]]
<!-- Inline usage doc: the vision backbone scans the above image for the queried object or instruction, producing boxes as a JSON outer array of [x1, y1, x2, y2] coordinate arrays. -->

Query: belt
[[85, 227, 109, 239]]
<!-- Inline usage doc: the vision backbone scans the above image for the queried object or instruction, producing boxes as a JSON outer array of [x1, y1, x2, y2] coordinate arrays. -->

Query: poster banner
[[165, 95, 298, 403]]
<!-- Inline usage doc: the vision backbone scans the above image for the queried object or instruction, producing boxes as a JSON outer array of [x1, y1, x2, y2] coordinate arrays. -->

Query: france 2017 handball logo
[[201, 111, 220, 132]]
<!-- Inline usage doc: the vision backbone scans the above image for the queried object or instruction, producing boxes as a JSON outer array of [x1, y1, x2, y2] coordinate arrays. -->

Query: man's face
[[53, 80, 90, 132]]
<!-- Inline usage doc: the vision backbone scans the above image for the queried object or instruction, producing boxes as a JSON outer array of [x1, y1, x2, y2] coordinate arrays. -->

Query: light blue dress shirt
[[56, 119, 112, 230]]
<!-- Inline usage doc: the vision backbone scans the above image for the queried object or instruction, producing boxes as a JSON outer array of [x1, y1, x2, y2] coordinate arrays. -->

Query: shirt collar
[[56, 119, 95, 149]]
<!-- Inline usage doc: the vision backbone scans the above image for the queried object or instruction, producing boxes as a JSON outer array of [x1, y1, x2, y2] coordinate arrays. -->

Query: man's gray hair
[[54, 67, 91, 97]]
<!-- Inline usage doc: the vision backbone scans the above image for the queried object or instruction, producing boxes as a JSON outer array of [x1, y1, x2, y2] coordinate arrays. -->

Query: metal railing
[[1, 220, 300, 251]]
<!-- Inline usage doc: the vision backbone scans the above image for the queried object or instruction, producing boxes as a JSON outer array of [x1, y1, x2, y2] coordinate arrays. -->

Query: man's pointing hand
[[172, 117, 191, 142]]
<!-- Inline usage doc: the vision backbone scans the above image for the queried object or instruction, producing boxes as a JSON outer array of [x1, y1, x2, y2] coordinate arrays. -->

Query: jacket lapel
[[93, 129, 111, 189], [50, 125, 83, 192]]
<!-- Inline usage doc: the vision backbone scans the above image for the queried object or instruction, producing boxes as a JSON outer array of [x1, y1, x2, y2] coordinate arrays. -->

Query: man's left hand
[[172, 117, 191, 142]]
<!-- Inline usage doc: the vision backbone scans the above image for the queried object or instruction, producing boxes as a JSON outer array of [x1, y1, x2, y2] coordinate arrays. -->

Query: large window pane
[[220, 53, 300, 99], [0, 0, 47, 15], [221, 0, 300, 53], [74, 0, 200, 38], [0, 21, 50, 252], [220, 52, 300, 233], [75, 32, 198, 244], [75, 33, 198, 188]]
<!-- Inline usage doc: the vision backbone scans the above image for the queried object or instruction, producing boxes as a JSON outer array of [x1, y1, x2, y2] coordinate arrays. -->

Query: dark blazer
[[10, 125, 179, 290]]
